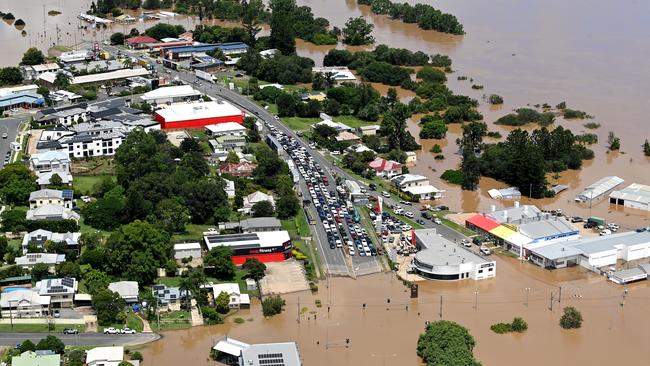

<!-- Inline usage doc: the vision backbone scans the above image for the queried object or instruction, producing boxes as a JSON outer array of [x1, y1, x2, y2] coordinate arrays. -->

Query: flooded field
[[140, 255, 650, 365]]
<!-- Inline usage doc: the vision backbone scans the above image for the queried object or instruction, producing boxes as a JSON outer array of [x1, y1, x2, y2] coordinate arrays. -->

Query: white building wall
[[474, 261, 497, 280], [586, 249, 619, 267], [622, 242, 650, 261], [624, 201, 650, 211]]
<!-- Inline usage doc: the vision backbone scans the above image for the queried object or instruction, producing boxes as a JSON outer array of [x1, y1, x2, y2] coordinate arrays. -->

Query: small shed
[[174, 242, 202, 260]]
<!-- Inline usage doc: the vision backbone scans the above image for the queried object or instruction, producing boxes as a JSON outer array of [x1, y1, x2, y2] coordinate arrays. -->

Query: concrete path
[[138, 314, 153, 333], [190, 299, 203, 326]]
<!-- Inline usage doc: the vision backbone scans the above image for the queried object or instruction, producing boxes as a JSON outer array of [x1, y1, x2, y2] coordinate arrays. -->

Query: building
[[29, 189, 73, 209], [174, 242, 202, 260], [26, 205, 80, 222], [126, 35, 158, 48], [411, 229, 496, 280], [575, 176, 625, 202], [312, 66, 356, 82], [390, 174, 443, 200], [35, 277, 77, 308], [240, 217, 283, 233], [215, 135, 247, 151], [21, 229, 80, 254], [0, 289, 51, 318], [58, 50, 91, 64], [205, 122, 247, 137], [154, 101, 244, 129], [37, 171, 73, 188], [0, 91, 44, 112], [405, 151, 417, 165], [299, 91, 326, 101], [34, 104, 89, 127], [224, 179, 235, 198], [609, 183, 650, 211], [487, 187, 521, 200], [49, 90, 82, 105], [140, 85, 202, 104], [213, 338, 302, 366], [358, 124, 380, 135], [219, 161, 257, 177], [30, 151, 71, 173], [11, 350, 60, 366], [108, 281, 139, 303], [242, 191, 275, 215], [335, 131, 361, 143], [40, 68, 150, 86], [203, 231, 293, 264], [346, 143, 373, 154], [368, 158, 402, 178], [152, 284, 185, 306], [312, 119, 352, 132], [15, 253, 66, 270], [210, 283, 250, 309], [609, 263, 650, 285], [165, 42, 249, 60], [86, 346, 124, 366], [115, 14, 137, 23], [22, 63, 61, 80]]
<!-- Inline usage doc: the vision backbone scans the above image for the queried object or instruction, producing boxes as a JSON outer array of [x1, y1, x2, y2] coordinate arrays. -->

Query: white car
[[461, 239, 472, 248], [480, 246, 491, 255], [394, 207, 404, 215], [382, 191, 391, 198], [120, 328, 136, 334], [599, 229, 612, 236], [103, 327, 120, 334], [433, 218, 442, 225], [607, 223, 620, 232], [349, 247, 355, 256], [331, 150, 340, 155], [335, 240, 343, 248], [405, 212, 414, 218]]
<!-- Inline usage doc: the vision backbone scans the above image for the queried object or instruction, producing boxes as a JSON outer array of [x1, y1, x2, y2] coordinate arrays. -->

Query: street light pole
[[473, 291, 479, 310], [524, 287, 531, 307]]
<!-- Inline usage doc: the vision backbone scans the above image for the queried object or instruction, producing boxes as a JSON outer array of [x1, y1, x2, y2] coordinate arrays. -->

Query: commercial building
[[205, 122, 247, 137], [368, 158, 402, 178], [154, 101, 243, 129], [411, 229, 496, 281], [58, 50, 92, 65], [173, 242, 202, 260], [203, 231, 293, 265], [126, 35, 158, 48], [0, 91, 44, 112], [210, 283, 250, 309], [390, 174, 443, 200], [40, 68, 150, 86], [0, 289, 51, 318], [21, 229, 80, 254], [108, 281, 139, 303], [487, 187, 521, 200], [575, 176, 624, 202], [609, 183, 650, 211], [164, 42, 249, 60], [213, 337, 302, 366], [140, 85, 202, 104]]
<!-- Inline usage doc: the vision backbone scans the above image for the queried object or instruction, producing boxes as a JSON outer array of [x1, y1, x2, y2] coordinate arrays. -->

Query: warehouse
[[203, 231, 293, 265], [609, 183, 650, 212], [411, 229, 496, 281], [140, 85, 202, 104], [575, 176, 624, 202], [164, 42, 249, 60], [154, 101, 243, 129]]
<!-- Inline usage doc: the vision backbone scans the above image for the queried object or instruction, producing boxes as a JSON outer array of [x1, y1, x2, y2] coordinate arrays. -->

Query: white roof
[[391, 174, 428, 186], [31, 151, 70, 164], [245, 191, 274, 204], [29, 189, 64, 201], [155, 101, 242, 123], [213, 338, 250, 356], [205, 122, 246, 134], [32, 63, 60, 72], [37, 171, 73, 185], [174, 242, 202, 250], [26, 205, 80, 221], [313, 120, 351, 131], [0, 289, 50, 308], [204, 230, 290, 251], [0, 84, 38, 97], [108, 281, 139, 298], [16, 253, 66, 266], [38, 72, 57, 84], [576, 176, 624, 201], [610, 183, 650, 205], [211, 283, 241, 296], [71, 68, 150, 85], [140, 85, 201, 101], [312, 66, 356, 81], [240, 293, 251, 304], [86, 347, 123, 363], [259, 83, 283, 90], [403, 185, 442, 195]]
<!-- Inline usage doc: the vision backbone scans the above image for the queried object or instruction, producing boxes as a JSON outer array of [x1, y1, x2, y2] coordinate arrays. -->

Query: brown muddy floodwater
[[141, 256, 650, 366]]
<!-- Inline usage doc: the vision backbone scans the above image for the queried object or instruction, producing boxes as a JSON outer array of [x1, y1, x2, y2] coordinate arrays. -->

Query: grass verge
[[0, 324, 85, 332]]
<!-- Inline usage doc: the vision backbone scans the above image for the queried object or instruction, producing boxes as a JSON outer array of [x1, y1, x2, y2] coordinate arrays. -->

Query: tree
[[342, 17, 375, 45], [130, 351, 143, 362], [252, 200, 275, 217], [36, 335, 65, 354], [66, 349, 86, 366], [145, 23, 185, 40], [143, 0, 161, 9], [607, 131, 620, 151], [0, 67, 23, 86], [150, 198, 189, 234], [31, 263, 50, 281], [53, 73, 71, 90], [644, 139, 650, 157], [261, 295, 285, 316], [0, 163, 38, 205], [242, 0, 264, 44], [0, 236, 8, 262], [215, 291, 231, 314], [203, 246, 236, 280], [110, 32, 125, 45], [20, 47, 45, 65], [511, 317, 528, 332], [225, 150, 240, 164], [55, 261, 81, 279], [93, 289, 126, 325], [201, 306, 224, 325], [419, 116, 447, 139], [82, 186, 126, 230], [559, 306, 583, 329], [129, 28, 140, 37], [180, 137, 202, 153], [242, 258, 266, 297], [83, 269, 110, 296], [19, 340, 36, 353], [417, 320, 480, 366], [118, 362, 134, 366], [269, 0, 297, 54]]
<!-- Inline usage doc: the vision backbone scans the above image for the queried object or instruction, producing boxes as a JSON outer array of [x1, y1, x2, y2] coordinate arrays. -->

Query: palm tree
[[178, 277, 192, 311]]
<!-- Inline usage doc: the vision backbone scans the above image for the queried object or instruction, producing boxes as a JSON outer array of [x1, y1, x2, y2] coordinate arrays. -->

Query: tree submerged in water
[[417, 320, 481, 366], [559, 306, 583, 329]]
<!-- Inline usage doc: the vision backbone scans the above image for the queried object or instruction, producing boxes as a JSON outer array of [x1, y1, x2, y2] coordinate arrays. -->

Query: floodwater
[[140, 255, 650, 366]]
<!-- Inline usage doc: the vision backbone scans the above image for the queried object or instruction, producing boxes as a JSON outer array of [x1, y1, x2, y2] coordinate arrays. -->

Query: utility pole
[[524, 287, 531, 307], [438, 295, 443, 319], [473, 291, 479, 310], [549, 291, 554, 312], [558, 286, 562, 303], [621, 287, 628, 307], [297, 296, 300, 324]]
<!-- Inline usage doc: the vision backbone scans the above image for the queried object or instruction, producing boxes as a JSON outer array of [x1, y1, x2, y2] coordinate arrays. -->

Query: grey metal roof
[[518, 217, 579, 239], [573, 231, 650, 254], [610, 183, 650, 205], [489, 205, 541, 224], [531, 243, 583, 261], [414, 229, 488, 266], [240, 217, 282, 230], [576, 176, 624, 201], [241, 342, 301, 366]]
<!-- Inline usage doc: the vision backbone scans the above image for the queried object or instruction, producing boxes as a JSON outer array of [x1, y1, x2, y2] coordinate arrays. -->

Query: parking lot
[[260, 260, 310, 296]]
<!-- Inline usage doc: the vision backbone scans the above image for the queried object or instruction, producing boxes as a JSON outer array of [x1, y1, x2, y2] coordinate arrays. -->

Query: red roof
[[466, 214, 500, 231], [368, 158, 401, 172], [126, 35, 158, 45], [219, 162, 257, 177]]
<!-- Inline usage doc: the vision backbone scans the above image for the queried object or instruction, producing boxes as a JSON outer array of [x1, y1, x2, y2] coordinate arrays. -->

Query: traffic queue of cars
[[268, 124, 378, 258]]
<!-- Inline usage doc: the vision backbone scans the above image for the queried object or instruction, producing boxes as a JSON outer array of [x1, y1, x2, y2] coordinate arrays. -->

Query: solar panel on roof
[[62, 278, 74, 287], [62, 190, 74, 199]]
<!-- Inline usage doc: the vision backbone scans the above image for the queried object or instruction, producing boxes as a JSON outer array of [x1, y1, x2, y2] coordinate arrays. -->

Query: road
[[0, 332, 159, 347], [0, 117, 25, 168]]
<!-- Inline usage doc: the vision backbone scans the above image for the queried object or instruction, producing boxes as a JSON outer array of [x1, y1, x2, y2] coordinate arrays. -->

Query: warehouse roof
[[70, 68, 150, 85], [205, 122, 246, 134], [576, 176, 624, 202], [204, 231, 290, 251], [518, 217, 579, 239], [155, 101, 242, 123], [532, 242, 583, 260], [466, 214, 500, 231], [140, 85, 201, 101], [610, 183, 650, 205], [573, 230, 650, 254], [489, 205, 541, 224]]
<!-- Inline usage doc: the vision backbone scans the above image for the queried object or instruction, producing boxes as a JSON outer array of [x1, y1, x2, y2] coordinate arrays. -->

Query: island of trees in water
[[357, 0, 464, 35]]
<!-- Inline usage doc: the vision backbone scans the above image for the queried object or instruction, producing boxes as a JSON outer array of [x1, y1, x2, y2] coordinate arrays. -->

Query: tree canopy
[[417, 320, 481, 366], [20, 47, 45, 65], [342, 17, 375, 45]]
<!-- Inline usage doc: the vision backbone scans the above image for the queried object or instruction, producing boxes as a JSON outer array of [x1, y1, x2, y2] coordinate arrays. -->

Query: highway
[[0, 117, 25, 168], [0, 332, 159, 347]]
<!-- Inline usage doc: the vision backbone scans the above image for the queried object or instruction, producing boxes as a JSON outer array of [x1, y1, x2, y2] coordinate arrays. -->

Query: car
[[120, 328, 136, 334], [369, 183, 377, 191], [103, 327, 120, 334], [335, 240, 343, 248], [433, 218, 442, 225], [329, 242, 336, 249], [416, 219, 426, 225], [599, 229, 612, 236], [53, 309, 60, 318], [405, 212, 414, 218], [472, 238, 483, 246], [349, 247, 355, 256], [584, 221, 596, 229], [63, 328, 79, 334], [570, 216, 584, 223], [480, 246, 491, 255], [331, 150, 340, 155], [1, 132, 7, 139], [381, 191, 391, 198], [607, 223, 620, 231], [461, 239, 472, 248]]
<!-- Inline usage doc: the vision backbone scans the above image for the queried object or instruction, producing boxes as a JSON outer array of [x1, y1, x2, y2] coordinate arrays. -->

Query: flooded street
[[140, 256, 650, 365]]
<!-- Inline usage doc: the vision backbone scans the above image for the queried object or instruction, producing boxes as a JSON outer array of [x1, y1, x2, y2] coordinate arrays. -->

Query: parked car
[[53, 309, 60, 318], [1, 133, 7, 139], [369, 183, 377, 191], [599, 229, 612, 236], [63, 328, 79, 334], [120, 328, 136, 334], [461, 239, 472, 248], [103, 327, 120, 334], [433, 218, 442, 225], [405, 212, 414, 218], [571, 216, 584, 223], [381, 191, 391, 198], [480, 246, 491, 255]]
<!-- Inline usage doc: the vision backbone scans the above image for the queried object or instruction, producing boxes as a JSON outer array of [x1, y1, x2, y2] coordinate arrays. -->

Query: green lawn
[[171, 224, 215, 242], [126, 312, 144, 332], [149, 310, 191, 332], [157, 270, 254, 295], [332, 115, 378, 128], [0, 324, 85, 332], [74, 175, 116, 195], [280, 117, 320, 131]]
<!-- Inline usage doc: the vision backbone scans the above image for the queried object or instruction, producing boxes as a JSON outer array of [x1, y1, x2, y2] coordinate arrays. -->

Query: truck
[[195, 69, 215, 83], [587, 216, 606, 226], [354, 207, 360, 223]]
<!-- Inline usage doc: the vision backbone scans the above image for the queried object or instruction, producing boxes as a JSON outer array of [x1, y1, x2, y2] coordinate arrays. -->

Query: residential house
[[242, 191, 275, 215], [368, 158, 402, 178], [34, 103, 89, 127], [335, 131, 361, 143], [36, 171, 73, 188], [405, 151, 417, 166], [312, 66, 357, 82], [29, 189, 73, 209], [15, 253, 66, 270], [215, 135, 247, 151], [173, 242, 202, 260], [22, 63, 61, 80], [108, 281, 139, 303], [358, 124, 380, 135], [35, 277, 77, 308], [30, 151, 71, 173], [224, 179, 236, 198], [21, 229, 80, 254], [152, 284, 185, 307], [26, 205, 80, 222], [0, 289, 51, 318], [11, 350, 60, 366], [219, 161, 257, 177], [346, 144, 374, 154], [205, 122, 247, 137], [86, 346, 124, 366], [390, 174, 443, 200], [240, 217, 282, 233], [299, 91, 326, 101], [312, 119, 352, 132], [49, 90, 83, 105], [210, 283, 250, 309]]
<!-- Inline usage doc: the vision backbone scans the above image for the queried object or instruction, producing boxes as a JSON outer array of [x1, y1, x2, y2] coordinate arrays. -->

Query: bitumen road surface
[[0, 117, 25, 168], [0, 332, 159, 347]]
